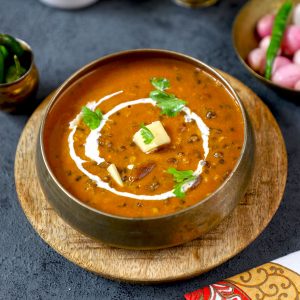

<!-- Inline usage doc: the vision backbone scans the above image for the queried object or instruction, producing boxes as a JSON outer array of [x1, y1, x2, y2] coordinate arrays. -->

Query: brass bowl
[[232, 0, 300, 100], [0, 38, 39, 112], [36, 49, 254, 250], [173, 0, 218, 8]]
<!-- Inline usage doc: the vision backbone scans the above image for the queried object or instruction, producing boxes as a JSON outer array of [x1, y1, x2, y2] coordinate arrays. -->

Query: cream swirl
[[68, 92, 210, 200]]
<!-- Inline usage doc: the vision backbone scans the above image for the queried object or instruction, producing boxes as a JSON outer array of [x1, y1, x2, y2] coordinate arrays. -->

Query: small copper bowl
[[36, 49, 254, 250], [0, 38, 39, 112], [232, 0, 300, 100]]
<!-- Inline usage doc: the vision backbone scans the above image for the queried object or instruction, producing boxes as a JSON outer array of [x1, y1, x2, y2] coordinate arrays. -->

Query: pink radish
[[257, 14, 274, 38], [259, 35, 281, 57], [293, 50, 300, 65], [260, 56, 291, 75], [282, 25, 300, 55], [272, 64, 300, 88], [273, 56, 292, 73], [259, 36, 271, 52], [248, 48, 265, 72], [295, 80, 300, 90]]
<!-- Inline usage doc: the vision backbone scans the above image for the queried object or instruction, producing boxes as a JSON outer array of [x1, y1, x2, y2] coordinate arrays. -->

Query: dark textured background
[[0, 0, 299, 299]]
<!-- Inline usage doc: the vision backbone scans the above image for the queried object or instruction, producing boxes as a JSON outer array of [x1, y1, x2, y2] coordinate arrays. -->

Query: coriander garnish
[[150, 77, 170, 91], [167, 168, 196, 198], [140, 123, 154, 144], [81, 106, 103, 130], [149, 77, 186, 117]]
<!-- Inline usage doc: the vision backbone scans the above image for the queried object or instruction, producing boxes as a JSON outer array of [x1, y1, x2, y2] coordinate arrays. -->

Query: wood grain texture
[[14, 72, 287, 283]]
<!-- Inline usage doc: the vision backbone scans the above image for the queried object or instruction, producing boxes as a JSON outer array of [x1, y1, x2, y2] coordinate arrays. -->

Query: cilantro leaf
[[173, 183, 186, 198], [167, 168, 196, 198], [157, 99, 186, 117], [150, 77, 170, 91], [149, 78, 186, 117], [150, 90, 180, 102], [140, 124, 154, 144], [150, 90, 186, 117], [82, 106, 103, 130], [167, 168, 194, 183]]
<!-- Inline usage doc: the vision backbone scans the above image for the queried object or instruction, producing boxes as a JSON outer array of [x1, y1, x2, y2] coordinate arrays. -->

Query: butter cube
[[133, 121, 171, 153], [107, 164, 123, 187]]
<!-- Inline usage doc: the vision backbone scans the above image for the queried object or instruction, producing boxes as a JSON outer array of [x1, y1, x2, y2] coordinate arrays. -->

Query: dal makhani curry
[[44, 57, 244, 218]]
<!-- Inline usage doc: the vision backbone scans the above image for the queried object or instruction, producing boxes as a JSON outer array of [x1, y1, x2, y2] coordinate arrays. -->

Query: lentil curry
[[44, 57, 244, 218]]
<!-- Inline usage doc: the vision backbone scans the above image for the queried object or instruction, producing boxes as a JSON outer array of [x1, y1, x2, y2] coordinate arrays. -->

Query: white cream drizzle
[[85, 97, 156, 164], [68, 91, 210, 201], [182, 106, 210, 180], [84, 91, 124, 164]]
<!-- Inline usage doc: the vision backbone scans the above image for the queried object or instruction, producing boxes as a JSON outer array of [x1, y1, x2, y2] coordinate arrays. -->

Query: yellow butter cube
[[133, 121, 171, 153], [107, 164, 123, 187]]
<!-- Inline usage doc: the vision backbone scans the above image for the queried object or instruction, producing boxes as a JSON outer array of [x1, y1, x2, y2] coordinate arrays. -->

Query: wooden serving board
[[14, 72, 287, 283]]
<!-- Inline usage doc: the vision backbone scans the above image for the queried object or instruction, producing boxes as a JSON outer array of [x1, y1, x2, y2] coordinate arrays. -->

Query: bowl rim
[[39, 48, 250, 221], [232, 0, 300, 94], [0, 37, 35, 87]]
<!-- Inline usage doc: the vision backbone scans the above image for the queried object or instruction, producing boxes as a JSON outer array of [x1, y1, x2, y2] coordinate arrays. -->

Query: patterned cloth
[[185, 251, 300, 300]]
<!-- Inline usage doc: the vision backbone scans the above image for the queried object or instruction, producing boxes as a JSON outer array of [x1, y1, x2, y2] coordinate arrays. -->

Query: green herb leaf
[[149, 77, 186, 117], [0, 45, 9, 60], [265, 1, 293, 79], [167, 168, 194, 183], [150, 77, 170, 91], [5, 55, 26, 83], [0, 34, 24, 57], [82, 106, 103, 130], [149, 90, 176, 102], [173, 183, 186, 199], [150, 90, 186, 117], [140, 124, 155, 144], [167, 168, 196, 198]]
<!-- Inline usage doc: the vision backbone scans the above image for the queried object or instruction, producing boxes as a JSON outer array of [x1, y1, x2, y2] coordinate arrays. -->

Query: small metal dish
[[36, 49, 254, 250], [173, 0, 218, 8], [232, 0, 300, 100], [0, 38, 39, 112]]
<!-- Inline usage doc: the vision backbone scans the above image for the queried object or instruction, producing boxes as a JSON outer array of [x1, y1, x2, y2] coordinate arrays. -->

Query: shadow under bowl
[[36, 49, 255, 250], [232, 0, 300, 101]]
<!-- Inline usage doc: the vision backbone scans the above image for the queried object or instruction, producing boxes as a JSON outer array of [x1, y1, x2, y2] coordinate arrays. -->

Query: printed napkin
[[185, 251, 300, 299]]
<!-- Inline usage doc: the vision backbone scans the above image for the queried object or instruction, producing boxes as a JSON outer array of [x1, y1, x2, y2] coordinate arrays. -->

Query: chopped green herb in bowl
[[0, 34, 29, 85]]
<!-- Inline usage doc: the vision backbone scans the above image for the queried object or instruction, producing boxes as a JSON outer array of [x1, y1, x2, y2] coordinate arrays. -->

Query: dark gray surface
[[0, 0, 299, 299]]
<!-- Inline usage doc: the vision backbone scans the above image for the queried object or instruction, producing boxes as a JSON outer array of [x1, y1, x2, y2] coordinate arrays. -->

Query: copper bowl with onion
[[0, 38, 39, 112], [232, 0, 300, 100], [36, 49, 254, 250]]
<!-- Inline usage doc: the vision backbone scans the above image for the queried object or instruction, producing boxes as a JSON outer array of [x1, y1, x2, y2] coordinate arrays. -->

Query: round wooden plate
[[14, 72, 287, 283]]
